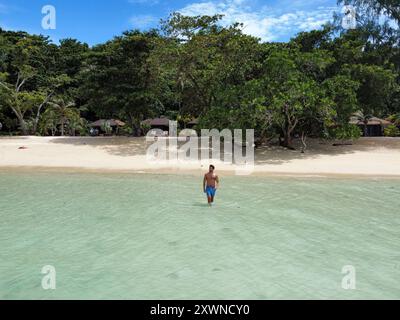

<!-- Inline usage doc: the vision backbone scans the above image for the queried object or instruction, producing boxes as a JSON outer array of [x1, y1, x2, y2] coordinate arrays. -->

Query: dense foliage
[[1, 1, 399, 147]]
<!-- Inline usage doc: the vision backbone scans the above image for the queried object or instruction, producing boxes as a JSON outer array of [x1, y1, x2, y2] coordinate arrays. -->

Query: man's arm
[[203, 175, 207, 193], [216, 175, 220, 189]]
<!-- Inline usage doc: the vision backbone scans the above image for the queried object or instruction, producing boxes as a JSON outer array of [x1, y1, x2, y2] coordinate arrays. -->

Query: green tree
[[80, 30, 160, 134], [384, 124, 400, 136], [338, 0, 400, 24], [264, 48, 334, 148], [350, 64, 397, 116], [0, 32, 70, 134], [46, 97, 80, 136], [40, 108, 59, 136], [323, 75, 360, 124], [156, 13, 264, 118]]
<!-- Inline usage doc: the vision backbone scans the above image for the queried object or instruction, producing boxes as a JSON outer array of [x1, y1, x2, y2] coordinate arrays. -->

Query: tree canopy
[[1, 1, 399, 145]]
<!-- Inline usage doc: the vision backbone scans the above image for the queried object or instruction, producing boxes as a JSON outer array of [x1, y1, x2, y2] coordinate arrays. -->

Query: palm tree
[[68, 114, 87, 136], [47, 98, 79, 136], [388, 113, 400, 126], [356, 112, 373, 137], [40, 108, 58, 136]]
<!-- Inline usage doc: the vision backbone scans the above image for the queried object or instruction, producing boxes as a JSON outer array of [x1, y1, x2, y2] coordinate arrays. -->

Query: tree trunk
[[8, 103, 28, 135], [283, 133, 292, 148], [300, 131, 307, 153], [18, 118, 28, 136], [12, 108, 28, 135], [363, 123, 368, 137], [32, 94, 52, 135], [60, 119, 65, 136], [281, 129, 294, 149], [32, 120, 39, 135]]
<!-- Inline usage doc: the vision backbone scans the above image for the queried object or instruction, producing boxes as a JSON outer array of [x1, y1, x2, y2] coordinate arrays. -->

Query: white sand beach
[[0, 136, 399, 177]]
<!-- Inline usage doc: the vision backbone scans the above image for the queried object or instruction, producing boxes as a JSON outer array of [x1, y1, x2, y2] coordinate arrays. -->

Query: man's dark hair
[[210, 165, 215, 170]]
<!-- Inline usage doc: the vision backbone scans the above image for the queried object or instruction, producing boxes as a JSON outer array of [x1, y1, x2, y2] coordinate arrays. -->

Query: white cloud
[[129, 14, 158, 29], [179, 0, 337, 41], [179, 2, 220, 16]]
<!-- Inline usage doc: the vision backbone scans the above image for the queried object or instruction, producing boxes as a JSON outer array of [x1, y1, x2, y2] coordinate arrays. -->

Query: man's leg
[[206, 188, 212, 206]]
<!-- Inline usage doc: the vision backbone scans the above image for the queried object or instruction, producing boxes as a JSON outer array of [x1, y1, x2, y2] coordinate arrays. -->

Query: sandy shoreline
[[1, 136, 400, 177]]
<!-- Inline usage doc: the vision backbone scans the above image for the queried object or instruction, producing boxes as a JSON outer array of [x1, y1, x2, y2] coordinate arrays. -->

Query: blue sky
[[0, 0, 340, 45]]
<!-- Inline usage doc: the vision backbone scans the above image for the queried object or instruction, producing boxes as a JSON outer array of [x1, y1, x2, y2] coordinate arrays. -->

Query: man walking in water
[[203, 165, 220, 206]]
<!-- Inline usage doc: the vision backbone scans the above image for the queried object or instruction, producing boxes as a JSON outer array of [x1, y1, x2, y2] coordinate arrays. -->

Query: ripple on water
[[0, 172, 399, 299]]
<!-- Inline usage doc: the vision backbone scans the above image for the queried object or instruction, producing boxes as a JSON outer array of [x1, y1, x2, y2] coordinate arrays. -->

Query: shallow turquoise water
[[0, 171, 399, 299]]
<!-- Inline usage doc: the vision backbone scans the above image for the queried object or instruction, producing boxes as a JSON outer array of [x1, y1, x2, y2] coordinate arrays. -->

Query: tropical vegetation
[[0, 0, 399, 148]]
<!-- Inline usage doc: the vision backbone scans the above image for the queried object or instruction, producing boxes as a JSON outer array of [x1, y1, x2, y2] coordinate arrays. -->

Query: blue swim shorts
[[206, 186, 217, 198]]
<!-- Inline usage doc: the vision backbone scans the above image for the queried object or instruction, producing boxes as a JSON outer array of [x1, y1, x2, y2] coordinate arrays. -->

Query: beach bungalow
[[186, 118, 199, 129], [142, 117, 171, 132], [349, 116, 392, 137], [89, 119, 126, 135]]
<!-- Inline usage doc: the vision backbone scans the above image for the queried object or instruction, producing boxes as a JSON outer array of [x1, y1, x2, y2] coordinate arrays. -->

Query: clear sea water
[[0, 171, 399, 300]]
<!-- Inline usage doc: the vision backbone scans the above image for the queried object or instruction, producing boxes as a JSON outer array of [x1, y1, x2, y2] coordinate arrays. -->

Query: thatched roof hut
[[349, 117, 391, 126], [187, 118, 199, 128], [349, 116, 391, 136], [142, 117, 170, 130], [89, 119, 126, 128]]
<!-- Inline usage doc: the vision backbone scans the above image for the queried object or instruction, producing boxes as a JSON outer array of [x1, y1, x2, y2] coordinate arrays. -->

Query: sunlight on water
[[0, 171, 399, 299]]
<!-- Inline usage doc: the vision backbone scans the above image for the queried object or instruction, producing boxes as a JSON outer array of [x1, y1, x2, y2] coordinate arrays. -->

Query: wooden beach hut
[[186, 118, 199, 129], [89, 119, 126, 135], [142, 117, 171, 132], [349, 116, 392, 137]]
